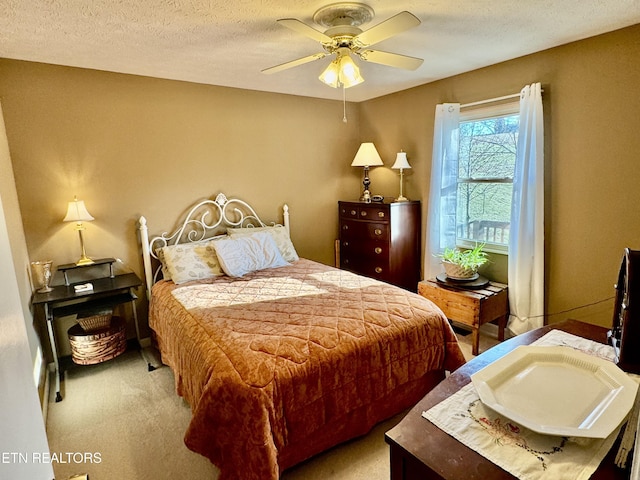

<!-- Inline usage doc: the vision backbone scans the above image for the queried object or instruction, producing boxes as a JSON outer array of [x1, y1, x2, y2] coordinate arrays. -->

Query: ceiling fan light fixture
[[319, 50, 364, 88], [270, 5, 422, 92]]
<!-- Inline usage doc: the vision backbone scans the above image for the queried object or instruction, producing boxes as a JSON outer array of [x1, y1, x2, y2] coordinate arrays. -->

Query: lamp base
[[75, 227, 94, 266], [394, 195, 409, 202], [360, 190, 372, 203], [76, 256, 95, 266]]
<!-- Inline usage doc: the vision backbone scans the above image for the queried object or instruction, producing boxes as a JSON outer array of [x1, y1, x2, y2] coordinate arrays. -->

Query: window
[[456, 101, 519, 252]]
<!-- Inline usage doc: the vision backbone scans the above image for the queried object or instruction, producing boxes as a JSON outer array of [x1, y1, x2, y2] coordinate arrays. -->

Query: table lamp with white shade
[[63, 196, 95, 266], [391, 150, 412, 202], [351, 142, 384, 202]]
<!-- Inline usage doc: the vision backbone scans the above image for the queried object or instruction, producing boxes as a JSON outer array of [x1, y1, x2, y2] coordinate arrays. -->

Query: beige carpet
[[46, 324, 500, 480]]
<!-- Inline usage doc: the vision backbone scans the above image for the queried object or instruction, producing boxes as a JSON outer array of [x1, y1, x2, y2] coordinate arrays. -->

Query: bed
[[138, 193, 465, 480]]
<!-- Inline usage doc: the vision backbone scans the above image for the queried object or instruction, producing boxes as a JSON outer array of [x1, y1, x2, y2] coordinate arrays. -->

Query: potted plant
[[438, 243, 488, 279]]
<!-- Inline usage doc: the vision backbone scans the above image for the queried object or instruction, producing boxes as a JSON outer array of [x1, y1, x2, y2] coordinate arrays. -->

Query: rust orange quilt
[[149, 259, 465, 480]]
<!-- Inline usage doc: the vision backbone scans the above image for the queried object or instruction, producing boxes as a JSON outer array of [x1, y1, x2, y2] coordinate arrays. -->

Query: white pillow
[[212, 231, 290, 277], [159, 239, 225, 285], [227, 225, 299, 262]]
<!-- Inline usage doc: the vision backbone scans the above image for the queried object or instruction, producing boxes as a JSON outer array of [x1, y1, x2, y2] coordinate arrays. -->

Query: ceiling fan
[[261, 2, 424, 88]]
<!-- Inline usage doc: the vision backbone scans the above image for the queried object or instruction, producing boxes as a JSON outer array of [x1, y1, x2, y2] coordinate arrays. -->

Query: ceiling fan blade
[[357, 50, 424, 70], [277, 18, 333, 44], [354, 11, 421, 47], [261, 52, 328, 74]]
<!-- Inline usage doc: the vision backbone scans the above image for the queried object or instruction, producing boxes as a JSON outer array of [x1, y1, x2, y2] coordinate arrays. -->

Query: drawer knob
[[375, 267, 383, 273], [350, 210, 357, 216], [343, 225, 349, 230], [374, 247, 382, 254], [374, 229, 382, 235], [344, 259, 350, 264], [361, 211, 367, 217], [378, 212, 385, 218], [343, 241, 349, 247]]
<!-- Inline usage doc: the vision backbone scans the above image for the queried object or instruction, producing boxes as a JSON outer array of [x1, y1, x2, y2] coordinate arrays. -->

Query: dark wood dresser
[[338, 200, 421, 291]]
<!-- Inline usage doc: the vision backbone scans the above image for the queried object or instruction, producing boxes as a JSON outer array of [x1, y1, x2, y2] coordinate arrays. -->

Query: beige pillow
[[159, 239, 225, 284], [156, 247, 172, 281], [227, 225, 299, 262]]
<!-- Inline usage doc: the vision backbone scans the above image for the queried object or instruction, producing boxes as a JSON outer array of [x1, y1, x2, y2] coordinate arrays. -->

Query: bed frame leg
[[140, 345, 162, 372]]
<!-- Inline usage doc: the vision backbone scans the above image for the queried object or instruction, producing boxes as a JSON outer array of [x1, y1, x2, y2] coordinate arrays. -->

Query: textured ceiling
[[1, 0, 639, 102]]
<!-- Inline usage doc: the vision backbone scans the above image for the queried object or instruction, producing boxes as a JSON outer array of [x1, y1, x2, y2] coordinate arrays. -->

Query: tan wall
[[2, 23, 639, 335], [0, 60, 365, 330], [361, 24, 640, 328]]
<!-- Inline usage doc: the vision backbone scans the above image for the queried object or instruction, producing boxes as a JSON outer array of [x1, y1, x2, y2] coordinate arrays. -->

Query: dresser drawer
[[341, 258, 387, 281], [339, 203, 389, 222], [340, 242, 389, 261], [357, 205, 389, 221], [340, 221, 389, 241]]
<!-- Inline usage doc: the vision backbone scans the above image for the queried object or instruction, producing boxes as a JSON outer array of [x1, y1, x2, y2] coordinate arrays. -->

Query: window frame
[[456, 100, 520, 255]]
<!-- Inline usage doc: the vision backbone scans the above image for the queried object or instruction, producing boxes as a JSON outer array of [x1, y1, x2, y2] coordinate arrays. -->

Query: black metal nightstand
[[32, 271, 141, 402]]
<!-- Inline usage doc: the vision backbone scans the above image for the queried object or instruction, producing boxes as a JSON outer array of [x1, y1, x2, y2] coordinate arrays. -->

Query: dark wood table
[[385, 319, 630, 479]]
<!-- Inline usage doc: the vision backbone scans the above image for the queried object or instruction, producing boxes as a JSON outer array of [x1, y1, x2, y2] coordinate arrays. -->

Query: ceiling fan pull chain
[[343, 85, 347, 123]]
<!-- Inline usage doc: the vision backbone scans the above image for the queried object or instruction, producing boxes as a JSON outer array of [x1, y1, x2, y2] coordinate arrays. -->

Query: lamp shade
[[63, 197, 94, 222], [319, 48, 364, 89], [338, 54, 364, 88], [351, 142, 384, 167], [391, 151, 411, 170], [318, 59, 340, 88]]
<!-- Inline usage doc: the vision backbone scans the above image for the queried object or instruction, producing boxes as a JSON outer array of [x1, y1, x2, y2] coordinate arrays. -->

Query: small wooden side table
[[418, 278, 508, 355]]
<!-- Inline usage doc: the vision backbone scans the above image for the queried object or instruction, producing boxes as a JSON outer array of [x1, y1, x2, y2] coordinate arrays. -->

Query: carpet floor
[[46, 324, 500, 480]]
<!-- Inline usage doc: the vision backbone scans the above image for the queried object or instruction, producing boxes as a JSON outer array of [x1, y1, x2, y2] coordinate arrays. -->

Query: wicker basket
[[68, 316, 126, 365], [442, 261, 477, 280], [77, 311, 112, 332]]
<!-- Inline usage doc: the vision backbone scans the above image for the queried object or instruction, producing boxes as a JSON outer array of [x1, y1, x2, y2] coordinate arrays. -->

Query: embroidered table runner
[[422, 330, 625, 480]]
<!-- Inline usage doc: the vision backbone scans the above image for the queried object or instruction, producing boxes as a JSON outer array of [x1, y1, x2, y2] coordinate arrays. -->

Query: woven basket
[[442, 261, 477, 280], [68, 316, 126, 365], [77, 312, 112, 332]]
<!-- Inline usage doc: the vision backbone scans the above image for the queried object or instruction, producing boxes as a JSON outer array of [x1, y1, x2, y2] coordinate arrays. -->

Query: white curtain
[[507, 82, 545, 334], [425, 103, 460, 279]]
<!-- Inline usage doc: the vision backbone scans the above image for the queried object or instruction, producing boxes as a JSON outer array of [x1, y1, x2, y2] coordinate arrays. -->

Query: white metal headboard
[[138, 192, 290, 297]]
